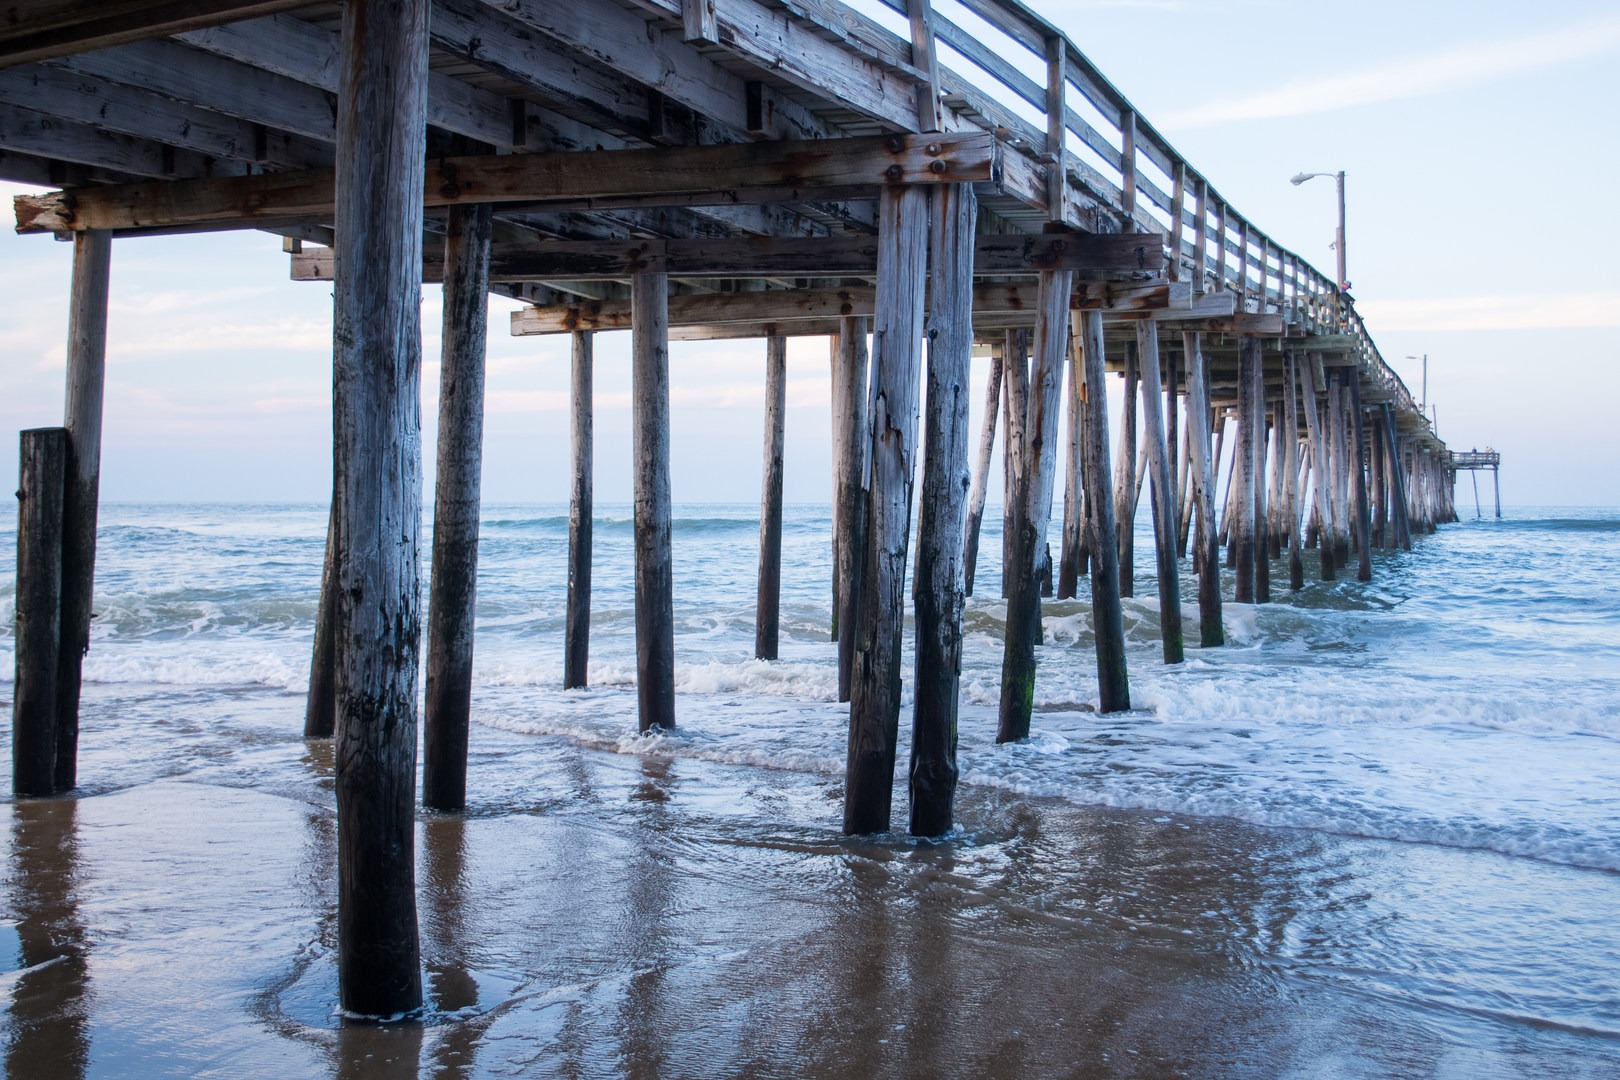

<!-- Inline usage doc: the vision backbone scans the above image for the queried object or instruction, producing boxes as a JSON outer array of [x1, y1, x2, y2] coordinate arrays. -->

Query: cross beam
[[15, 132, 999, 234]]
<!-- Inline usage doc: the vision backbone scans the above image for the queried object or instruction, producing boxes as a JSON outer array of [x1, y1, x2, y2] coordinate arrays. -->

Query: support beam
[[332, 0, 427, 1020], [844, 184, 928, 835], [17, 132, 999, 234], [755, 336, 787, 660], [997, 266, 1071, 742], [1182, 332, 1223, 647], [0, 0, 311, 67], [56, 228, 111, 794], [1135, 319, 1182, 664], [13, 427, 66, 797], [422, 201, 493, 813], [1078, 309, 1130, 712], [632, 272, 676, 733], [565, 331, 593, 689], [910, 181, 975, 836], [832, 316, 868, 699]]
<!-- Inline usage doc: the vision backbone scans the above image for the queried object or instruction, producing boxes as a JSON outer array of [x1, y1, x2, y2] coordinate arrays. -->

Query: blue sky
[[1, 0, 1615, 505]]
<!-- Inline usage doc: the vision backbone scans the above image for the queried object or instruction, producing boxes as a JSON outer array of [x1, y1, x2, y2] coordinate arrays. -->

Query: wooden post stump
[[331, 0, 430, 1019], [565, 331, 593, 689], [910, 182, 976, 836], [423, 201, 493, 813], [632, 272, 676, 733], [755, 336, 787, 660], [13, 428, 67, 797], [844, 185, 928, 835]]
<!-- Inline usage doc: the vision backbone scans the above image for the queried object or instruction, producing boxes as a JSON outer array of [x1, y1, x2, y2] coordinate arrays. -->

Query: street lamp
[[1404, 354, 1428, 413], [1290, 170, 1347, 293]]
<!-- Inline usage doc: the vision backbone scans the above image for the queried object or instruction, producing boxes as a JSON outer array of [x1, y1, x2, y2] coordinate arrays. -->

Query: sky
[[1, 0, 1616, 507]]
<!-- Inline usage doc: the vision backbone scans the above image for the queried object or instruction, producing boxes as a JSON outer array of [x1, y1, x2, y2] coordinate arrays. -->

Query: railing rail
[[769, 0, 1437, 445]]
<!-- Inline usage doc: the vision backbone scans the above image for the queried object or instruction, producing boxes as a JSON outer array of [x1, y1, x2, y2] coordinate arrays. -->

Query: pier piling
[[832, 317, 869, 700], [754, 336, 787, 661], [565, 331, 594, 690], [1183, 334, 1223, 647], [1135, 320, 1183, 664], [632, 272, 676, 734], [13, 428, 67, 797], [962, 345, 1001, 598], [1079, 310, 1130, 712]]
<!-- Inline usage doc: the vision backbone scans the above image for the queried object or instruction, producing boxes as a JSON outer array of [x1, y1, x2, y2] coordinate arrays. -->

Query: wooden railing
[[728, 0, 1436, 442]]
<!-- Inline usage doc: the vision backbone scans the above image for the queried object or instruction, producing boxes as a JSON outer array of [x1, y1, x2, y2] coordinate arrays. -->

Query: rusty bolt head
[[925, 142, 942, 156], [886, 136, 906, 154], [885, 163, 904, 182], [929, 159, 947, 174]]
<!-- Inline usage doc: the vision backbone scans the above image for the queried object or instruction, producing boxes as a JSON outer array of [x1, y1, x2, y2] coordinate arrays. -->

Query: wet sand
[[3, 686, 1619, 1078]]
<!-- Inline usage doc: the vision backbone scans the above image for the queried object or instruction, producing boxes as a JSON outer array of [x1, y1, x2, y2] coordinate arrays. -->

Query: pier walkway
[[5, 0, 1454, 1016]]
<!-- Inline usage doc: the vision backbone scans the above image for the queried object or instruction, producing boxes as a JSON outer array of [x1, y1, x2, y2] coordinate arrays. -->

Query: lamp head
[[1289, 172, 1312, 186]]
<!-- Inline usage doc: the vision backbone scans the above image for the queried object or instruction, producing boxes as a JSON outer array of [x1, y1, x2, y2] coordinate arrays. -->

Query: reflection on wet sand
[[5, 799, 89, 1080]]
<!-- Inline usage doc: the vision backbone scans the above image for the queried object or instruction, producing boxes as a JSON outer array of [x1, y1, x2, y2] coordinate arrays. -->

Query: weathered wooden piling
[[565, 331, 593, 689], [754, 336, 787, 661], [1000, 329, 1030, 597], [962, 347, 1001, 598], [56, 229, 111, 794], [423, 201, 493, 814], [1113, 343, 1139, 598], [13, 428, 67, 797], [910, 182, 976, 836], [331, 0, 429, 1019], [1182, 333, 1223, 646], [1371, 412, 1389, 549], [1298, 356, 1336, 579], [1079, 310, 1130, 712], [1056, 339, 1084, 601], [1252, 348, 1271, 604], [1382, 404, 1413, 550], [632, 272, 676, 734], [1134, 320, 1183, 664], [1232, 337, 1258, 603], [1347, 370, 1373, 582], [304, 497, 339, 738], [844, 185, 928, 834], [832, 316, 868, 701], [1284, 355, 1305, 590], [997, 267, 1072, 743]]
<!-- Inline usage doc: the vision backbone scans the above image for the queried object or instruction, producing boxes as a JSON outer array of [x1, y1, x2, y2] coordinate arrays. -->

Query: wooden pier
[[6, 0, 1451, 1017]]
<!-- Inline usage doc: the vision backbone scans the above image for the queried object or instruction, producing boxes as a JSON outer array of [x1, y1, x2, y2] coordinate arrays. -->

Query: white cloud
[[1161, 15, 1620, 130], [1357, 292, 1620, 332]]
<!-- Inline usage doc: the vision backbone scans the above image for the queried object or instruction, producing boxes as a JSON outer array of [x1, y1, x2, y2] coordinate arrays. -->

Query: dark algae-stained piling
[[632, 272, 676, 734], [1079, 309, 1130, 713], [423, 201, 493, 814], [910, 182, 976, 836], [755, 336, 787, 661], [56, 229, 111, 794], [1135, 320, 1183, 664], [565, 331, 594, 690], [997, 265, 1072, 743], [331, 0, 429, 1019], [13, 428, 67, 797], [844, 185, 927, 835]]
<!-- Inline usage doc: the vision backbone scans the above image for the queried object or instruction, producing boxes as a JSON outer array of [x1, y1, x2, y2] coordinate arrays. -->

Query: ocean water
[[2, 503, 1618, 1076]]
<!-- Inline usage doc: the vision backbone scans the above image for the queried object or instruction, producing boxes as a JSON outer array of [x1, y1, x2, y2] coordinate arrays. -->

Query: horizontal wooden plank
[[0, 0, 310, 67], [290, 230, 1165, 282], [510, 278, 1174, 335], [16, 132, 997, 233]]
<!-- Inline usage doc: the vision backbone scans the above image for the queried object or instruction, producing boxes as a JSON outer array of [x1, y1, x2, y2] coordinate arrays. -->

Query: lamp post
[[1290, 170, 1347, 292], [1405, 354, 1428, 413]]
